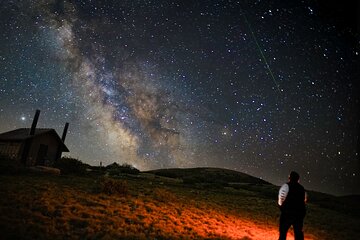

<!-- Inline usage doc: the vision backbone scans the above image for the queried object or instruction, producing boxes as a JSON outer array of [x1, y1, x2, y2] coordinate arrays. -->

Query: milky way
[[0, 0, 358, 195]]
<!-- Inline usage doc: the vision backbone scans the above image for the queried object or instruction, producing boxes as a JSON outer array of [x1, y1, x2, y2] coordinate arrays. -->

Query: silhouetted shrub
[[120, 163, 140, 174], [100, 177, 128, 195], [106, 162, 140, 176], [54, 157, 88, 175]]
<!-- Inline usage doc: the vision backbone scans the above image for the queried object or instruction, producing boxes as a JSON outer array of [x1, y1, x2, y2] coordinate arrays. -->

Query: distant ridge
[[145, 167, 271, 185], [146, 167, 360, 216]]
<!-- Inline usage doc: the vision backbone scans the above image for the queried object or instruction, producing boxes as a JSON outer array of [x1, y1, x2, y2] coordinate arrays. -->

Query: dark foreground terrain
[[0, 166, 359, 239]]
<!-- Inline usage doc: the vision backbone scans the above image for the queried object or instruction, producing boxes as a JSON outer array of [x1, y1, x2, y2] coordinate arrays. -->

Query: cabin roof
[[0, 128, 69, 152]]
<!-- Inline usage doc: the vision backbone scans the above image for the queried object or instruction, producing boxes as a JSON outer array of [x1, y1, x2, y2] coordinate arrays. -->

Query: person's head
[[289, 171, 300, 183]]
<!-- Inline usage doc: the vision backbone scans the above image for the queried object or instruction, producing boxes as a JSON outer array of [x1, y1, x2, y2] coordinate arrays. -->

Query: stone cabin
[[0, 110, 69, 166]]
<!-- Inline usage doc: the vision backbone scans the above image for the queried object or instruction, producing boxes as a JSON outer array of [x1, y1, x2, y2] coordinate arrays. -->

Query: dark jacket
[[281, 181, 306, 215]]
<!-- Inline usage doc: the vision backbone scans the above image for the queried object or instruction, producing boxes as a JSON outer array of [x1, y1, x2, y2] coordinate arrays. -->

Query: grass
[[0, 169, 358, 240]]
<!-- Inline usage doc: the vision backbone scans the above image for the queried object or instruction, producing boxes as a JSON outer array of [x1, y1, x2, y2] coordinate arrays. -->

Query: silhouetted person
[[278, 171, 307, 240]]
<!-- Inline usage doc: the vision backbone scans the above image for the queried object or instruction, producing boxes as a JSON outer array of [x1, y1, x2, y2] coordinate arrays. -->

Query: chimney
[[61, 122, 69, 142], [29, 109, 40, 135]]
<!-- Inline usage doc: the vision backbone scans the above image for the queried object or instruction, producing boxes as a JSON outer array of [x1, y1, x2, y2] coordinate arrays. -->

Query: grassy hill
[[0, 165, 359, 239], [146, 167, 271, 185]]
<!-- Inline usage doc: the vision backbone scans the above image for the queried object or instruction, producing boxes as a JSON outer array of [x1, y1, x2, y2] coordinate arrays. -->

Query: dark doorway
[[36, 144, 48, 165]]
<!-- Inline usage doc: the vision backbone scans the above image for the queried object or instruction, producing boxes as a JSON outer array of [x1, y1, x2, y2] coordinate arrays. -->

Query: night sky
[[0, 0, 358, 196]]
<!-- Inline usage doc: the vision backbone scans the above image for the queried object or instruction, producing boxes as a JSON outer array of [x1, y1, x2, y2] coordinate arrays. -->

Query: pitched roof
[[0, 128, 69, 152], [0, 128, 51, 140]]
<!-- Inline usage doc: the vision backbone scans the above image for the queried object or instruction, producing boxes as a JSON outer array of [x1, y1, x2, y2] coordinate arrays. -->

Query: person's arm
[[278, 184, 289, 206]]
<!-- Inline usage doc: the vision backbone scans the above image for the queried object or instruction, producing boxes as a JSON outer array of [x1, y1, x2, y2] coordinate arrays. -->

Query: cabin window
[[0, 143, 20, 159]]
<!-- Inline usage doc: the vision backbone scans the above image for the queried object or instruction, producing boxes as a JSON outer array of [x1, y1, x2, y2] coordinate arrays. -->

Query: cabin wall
[[0, 141, 22, 162], [27, 133, 61, 166]]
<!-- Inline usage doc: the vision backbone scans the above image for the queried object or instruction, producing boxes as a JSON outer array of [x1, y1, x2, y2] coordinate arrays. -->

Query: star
[[0, 0, 358, 195]]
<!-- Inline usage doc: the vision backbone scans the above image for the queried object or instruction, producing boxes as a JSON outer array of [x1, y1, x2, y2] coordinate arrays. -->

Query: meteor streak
[[241, 11, 282, 94]]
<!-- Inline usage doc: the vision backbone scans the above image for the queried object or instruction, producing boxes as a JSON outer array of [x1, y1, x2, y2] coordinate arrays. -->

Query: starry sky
[[0, 0, 358, 196]]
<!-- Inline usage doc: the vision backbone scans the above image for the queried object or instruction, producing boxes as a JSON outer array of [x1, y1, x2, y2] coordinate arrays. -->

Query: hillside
[[0, 167, 359, 239], [146, 167, 271, 185]]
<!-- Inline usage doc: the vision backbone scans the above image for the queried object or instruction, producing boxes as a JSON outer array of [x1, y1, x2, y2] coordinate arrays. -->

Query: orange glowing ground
[[0, 172, 357, 239]]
